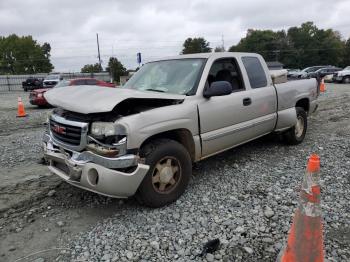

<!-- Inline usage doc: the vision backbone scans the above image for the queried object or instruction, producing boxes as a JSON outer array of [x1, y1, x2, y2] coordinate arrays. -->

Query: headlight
[[91, 122, 117, 136], [38, 93, 43, 97]]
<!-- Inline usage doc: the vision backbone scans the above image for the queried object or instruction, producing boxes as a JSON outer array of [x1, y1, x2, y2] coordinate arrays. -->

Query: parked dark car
[[307, 67, 342, 78], [22, 77, 43, 91]]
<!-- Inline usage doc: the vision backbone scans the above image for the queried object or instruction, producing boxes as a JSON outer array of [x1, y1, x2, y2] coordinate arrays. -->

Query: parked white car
[[333, 66, 350, 83], [43, 74, 62, 88]]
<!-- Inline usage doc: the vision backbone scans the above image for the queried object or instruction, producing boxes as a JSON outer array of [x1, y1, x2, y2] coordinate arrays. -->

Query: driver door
[[198, 58, 258, 157]]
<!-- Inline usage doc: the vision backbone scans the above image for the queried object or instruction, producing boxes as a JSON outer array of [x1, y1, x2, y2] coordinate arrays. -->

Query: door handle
[[243, 98, 252, 106]]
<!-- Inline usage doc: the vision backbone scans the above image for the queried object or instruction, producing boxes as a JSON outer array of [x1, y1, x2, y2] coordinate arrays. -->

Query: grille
[[50, 118, 82, 145]]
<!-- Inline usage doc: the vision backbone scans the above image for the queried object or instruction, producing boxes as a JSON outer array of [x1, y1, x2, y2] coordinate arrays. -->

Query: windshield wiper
[[145, 88, 165, 93]]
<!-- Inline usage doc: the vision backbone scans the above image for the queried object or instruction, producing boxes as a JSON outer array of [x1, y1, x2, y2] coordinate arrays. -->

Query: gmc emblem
[[53, 124, 66, 134]]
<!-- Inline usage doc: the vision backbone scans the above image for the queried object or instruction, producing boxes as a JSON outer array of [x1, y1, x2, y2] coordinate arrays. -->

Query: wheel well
[[140, 129, 195, 161], [296, 98, 309, 112]]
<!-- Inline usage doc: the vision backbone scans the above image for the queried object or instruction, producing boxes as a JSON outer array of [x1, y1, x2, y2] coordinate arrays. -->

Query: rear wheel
[[136, 139, 191, 208], [342, 76, 350, 84], [283, 107, 307, 145]]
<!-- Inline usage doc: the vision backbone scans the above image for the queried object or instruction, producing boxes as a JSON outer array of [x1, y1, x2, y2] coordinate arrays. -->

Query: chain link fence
[[0, 72, 111, 92]]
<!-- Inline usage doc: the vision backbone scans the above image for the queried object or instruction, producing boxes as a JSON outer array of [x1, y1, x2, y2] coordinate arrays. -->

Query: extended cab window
[[207, 58, 244, 91], [242, 57, 267, 88]]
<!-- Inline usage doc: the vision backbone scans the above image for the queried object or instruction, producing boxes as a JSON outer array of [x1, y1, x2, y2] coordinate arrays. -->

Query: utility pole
[[221, 34, 225, 51], [96, 33, 102, 69]]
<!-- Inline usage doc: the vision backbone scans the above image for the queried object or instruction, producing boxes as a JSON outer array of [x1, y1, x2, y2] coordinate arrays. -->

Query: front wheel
[[283, 107, 307, 145], [136, 139, 192, 208]]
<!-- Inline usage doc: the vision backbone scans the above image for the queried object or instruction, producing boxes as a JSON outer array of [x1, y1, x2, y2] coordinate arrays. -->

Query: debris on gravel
[[47, 190, 56, 197]]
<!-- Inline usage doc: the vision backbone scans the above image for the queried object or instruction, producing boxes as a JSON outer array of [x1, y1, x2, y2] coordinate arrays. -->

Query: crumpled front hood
[[44, 85, 185, 114]]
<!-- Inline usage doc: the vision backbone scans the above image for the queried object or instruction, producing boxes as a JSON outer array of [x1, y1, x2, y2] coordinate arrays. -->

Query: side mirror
[[203, 81, 232, 98]]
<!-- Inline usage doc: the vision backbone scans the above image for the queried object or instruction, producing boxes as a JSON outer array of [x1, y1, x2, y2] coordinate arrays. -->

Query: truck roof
[[153, 52, 259, 62]]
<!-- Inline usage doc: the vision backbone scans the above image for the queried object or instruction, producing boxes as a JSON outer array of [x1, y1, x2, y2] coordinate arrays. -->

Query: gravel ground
[[0, 92, 51, 168], [0, 84, 349, 262]]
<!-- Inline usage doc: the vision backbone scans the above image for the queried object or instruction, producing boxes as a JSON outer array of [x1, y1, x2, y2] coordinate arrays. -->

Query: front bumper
[[43, 133, 149, 198]]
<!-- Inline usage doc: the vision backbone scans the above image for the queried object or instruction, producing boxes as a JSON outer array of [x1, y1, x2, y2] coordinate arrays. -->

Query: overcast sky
[[1, 0, 350, 72]]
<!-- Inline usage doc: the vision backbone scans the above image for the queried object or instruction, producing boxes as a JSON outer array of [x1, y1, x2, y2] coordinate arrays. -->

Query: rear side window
[[242, 57, 267, 88]]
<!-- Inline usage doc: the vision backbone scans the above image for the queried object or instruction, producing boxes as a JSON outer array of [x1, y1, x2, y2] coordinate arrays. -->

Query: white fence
[[0, 72, 111, 91]]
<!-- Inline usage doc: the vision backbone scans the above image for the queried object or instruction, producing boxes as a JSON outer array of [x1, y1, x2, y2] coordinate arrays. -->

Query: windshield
[[343, 66, 350, 70], [45, 75, 60, 80], [54, 80, 70, 88], [124, 58, 205, 95]]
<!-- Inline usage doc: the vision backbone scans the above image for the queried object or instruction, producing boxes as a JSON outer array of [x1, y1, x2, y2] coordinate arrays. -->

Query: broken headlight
[[91, 122, 118, 137], [88, 122, 127, 157]]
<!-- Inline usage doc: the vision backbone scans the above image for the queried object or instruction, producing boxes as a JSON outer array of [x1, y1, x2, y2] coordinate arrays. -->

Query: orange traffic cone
[[277, 154, 324, 262], [319, 79, 326, 93], [17, 97, 27, 117]]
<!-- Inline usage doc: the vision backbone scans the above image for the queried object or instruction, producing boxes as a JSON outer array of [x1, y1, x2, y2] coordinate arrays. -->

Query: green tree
[[81, 63, 102, 73], [229, 22, 346, 68], [286, 22, 345, 68], [229, 29, 289, 62], [0, 34, 53, 74], [181, 37, 212, 54], [342, 38, 350, 67], [106, 57, 126, 83]]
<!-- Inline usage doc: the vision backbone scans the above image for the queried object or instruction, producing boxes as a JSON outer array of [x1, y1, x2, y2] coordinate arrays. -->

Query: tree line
[[181, 22, 350, 69]]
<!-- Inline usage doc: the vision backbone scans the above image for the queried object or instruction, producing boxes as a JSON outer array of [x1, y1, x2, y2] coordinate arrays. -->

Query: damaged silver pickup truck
[[43, 52, 319, 207]]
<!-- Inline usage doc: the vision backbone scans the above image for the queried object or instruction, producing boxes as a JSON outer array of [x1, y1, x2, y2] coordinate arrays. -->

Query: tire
[[283, 107, 307, 145], [136, 139, 192, 208], [342, 76, 350, 84]]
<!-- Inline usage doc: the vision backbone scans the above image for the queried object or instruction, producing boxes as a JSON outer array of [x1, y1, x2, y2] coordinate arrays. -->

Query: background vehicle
[[43, 52, 319, 208], [333, 66, 350, 83], [286, 69, 300, 78], [291, 66, 329, 79], [30, 78, 115, 107], [22, 77, 43, 91], [307, 66, 341, 79], [43, 74, 62, 88]]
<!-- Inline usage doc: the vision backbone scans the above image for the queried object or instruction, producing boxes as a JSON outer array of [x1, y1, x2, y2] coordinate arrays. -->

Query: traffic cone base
[[279, 210, 324, 262], [277, 154, 324, 262]]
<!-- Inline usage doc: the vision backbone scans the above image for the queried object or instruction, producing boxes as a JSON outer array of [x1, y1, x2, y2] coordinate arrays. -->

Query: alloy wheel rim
[[151, 157, 181, 194]]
